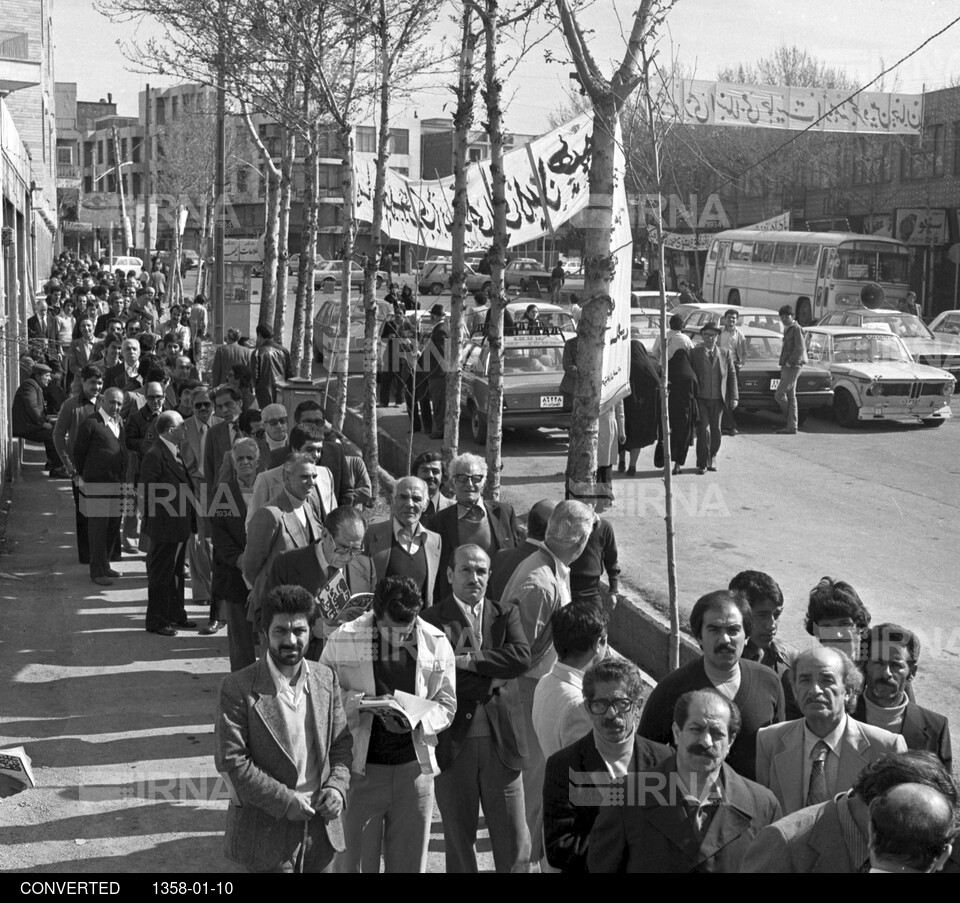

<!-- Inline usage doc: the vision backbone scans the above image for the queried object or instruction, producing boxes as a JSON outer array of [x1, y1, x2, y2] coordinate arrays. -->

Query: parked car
[[735, 326, 833, 424], [562, 258, 582, 277], [504, 258, 552, 291], [804, 326, 955, 428], [313, 260, 385, 292], [817, 307, 960, 382], [630, 290, 681, 312], [929, 309, 960, 336], [676, 303, 783, 339], [106, 255, 145, 276], [418, 260, 478, 295], [502, 301, 576, 337], [459, 328, 571, 443], [629, 308, 662, 353]]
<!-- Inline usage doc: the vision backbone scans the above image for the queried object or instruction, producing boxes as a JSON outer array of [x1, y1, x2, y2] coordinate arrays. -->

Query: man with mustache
[[638, 590, 784, 781], [588, 689, 781, 872], [756, 647, 906, 816], [215, 585, 353, 872], [412, 451, 453, 519], [852, 624, 951, 770]]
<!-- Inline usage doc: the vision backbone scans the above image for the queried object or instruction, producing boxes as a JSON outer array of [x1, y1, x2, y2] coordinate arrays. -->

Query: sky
[[54, 0, 960, 134]]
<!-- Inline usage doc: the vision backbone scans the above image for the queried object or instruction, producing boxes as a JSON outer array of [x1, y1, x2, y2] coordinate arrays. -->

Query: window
[[730, 241, 754, 262], [773, 243, 797, 266], [392, 166, 409, 177], [84, 142, 94, 167], [317, 129, 342, 158], [469, 147, 483, 162], [901, 126, 944, 180], [172, 96, 179, 119], [356, 126, 376, 153], [708, 241, 719, 260], [797, 244, 820, 268], [57, 146, 73, 165], [930, 124, 944, 176], [132, 137, 142, 163], [319, 165, 341, 193], [389, 128, 409, 154], [84, 176, 92, 193], [752, 242, 776, 264], [132, 173, 141, 197], [183, 93, 192, 112], [155, 97, 165, 125], [107, 174, 116, 193], [236, 168, 248, 194]]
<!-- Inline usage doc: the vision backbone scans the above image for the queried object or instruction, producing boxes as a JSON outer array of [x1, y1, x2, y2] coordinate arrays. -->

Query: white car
[[804, 326, 955, 428], [314, 260, 385, 292], [106, 255, 144, 276]]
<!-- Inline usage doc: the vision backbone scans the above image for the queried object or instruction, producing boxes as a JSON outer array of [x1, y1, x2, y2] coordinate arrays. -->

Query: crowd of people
[[13, 251, 957, 874]]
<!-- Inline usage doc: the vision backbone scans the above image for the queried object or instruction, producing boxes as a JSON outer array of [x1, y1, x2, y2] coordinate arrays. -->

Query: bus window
[[708, 241, 719, 260], [731, 241, 754, 261], [818, 249, 831, 280], [796, 244, 820, 268], [752, 242, 776, 264], [773, 243, 798, 266]]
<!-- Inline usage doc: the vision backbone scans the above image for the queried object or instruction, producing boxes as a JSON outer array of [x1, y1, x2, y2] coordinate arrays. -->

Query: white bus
[[702, 230, 911, 325]]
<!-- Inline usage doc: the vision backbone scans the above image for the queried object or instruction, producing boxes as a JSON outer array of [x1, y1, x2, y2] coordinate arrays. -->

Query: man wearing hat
[[689, 322, 738, 475], [12, 363, 65, 477], [422, 303, 449, 440]]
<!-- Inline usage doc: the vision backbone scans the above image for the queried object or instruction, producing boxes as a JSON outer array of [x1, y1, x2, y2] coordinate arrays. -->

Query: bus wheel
[[728, 290, 741, 306], [796, 299, 812, 326]]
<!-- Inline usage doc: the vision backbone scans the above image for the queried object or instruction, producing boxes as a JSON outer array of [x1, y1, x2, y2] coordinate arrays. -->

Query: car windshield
[[502, 346, 563, 375], [832, 334, 910, 363], [744, 335, 784, 361], [741, 314, 783, 332], [860, 314, 934, 339]]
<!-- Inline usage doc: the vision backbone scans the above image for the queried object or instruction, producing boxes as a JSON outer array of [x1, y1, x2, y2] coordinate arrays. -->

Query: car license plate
[[874, 406, 883, 415], [769, 378, 780, 390], [540, 395, 564, 408]]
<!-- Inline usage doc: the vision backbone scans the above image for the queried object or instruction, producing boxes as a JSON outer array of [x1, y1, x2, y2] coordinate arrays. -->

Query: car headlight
[[946, 381, 956, 396], [865, 382, 881, 397]]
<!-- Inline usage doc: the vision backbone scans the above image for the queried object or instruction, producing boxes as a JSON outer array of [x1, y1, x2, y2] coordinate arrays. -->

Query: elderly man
[[54, 365, 103, 565], [689, 322, 738, 474], [420, 544, 531, 872], [259, 403, 290, 462], [488, 500, 556, 603], [412, 451, 453, 519], [72, 387, 128, 586], [756, 647, 907, 815], [501, 499, 594, 869], [214, 585, 353, 872], [140, 411, 198, 636], [853, 624, 951, 770], [321, 575, 456, 873], [428, 453, 519, 602], [243, 457, 324, 633], [639, 590, 784, 781], [533, 603, 609, 763], [569, 511, 620, 604], [588, 689, 781, 872], [364, 476, 442, 607], [210, 438, 260, 671], [12, 363, 64, 476], [250, 425, 335, 524], [543, 658, 671, 873], [742, 750, 960, 873], [868, 783, 956, 873]]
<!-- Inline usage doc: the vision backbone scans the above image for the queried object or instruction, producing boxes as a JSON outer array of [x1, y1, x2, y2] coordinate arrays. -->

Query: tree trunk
[[482, 1, 507, 502], [333, 126, 357, 432], [259, 167, 280, 327], [444, 7, 478, 463], [196, 188, 213, 299], [292, 139, 319, 378], [274, 128, 295, 339], [170, 200, 184, 308]]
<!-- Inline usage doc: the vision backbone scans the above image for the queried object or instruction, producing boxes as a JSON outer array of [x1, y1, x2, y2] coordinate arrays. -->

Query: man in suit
[[853, 623, 951, 770], [868, 782, 956, 873], [422, 304, 449, 440], [742, 750, 960, 873], [488, 500, 555, 602], [54, 365, 103, 565], [412, 451, 454, 520], [775, 304, 808, 434], [210, 437, 260, 672], [365, 476, 441, 607], [181, 388, 222, 633], [543, 658, 672, 873], [27, 298, 58, 362], [103, 338, 142, 392], [427, 452, 519, 603], [639, 590, 784, 782], [689, 322, 738, 475], [205, 385, 244, 491], [215, 585, 353, 872], [12, 363, 64, 476], [72, 388, 128, 586], [243, 458, 323, 633], [211, 327, 254, 387], [258, 403, 290, 463], [420, 544, 532, 873], [588, 689, 782, 873], [140, 411, 198, 636], [500, 500, 594, 870], [252, 324, 293, 408], [756, 646, 907, 816], [250, 425, 335, 525]]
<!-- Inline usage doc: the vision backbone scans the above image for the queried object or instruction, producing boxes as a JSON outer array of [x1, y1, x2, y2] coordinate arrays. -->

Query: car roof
[[630, 307, 662, 316], [806, 325, 902, 336], [504, 301, 567, 313], [681, 303, 782, 314]]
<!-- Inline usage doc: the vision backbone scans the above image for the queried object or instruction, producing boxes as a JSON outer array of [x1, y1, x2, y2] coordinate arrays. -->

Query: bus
[[702, 230, 911, 325]]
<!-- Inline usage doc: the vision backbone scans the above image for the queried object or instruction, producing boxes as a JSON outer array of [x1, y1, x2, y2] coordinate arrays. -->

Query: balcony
[[0, 30, 40, 95], [57, 163, 80, 183]]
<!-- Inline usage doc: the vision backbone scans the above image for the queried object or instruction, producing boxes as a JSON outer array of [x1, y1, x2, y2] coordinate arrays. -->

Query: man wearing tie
[[689, 322, 738, 475], [140, 411, 198, 636], [412, 451, 454, 520], [205, 385, 244, 489]]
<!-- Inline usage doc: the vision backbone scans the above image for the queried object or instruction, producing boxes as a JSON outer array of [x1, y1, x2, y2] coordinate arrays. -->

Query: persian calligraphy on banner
[[673, 80, 923, 135], [744, 212, 791, 231], [649, 213, 789, 249]]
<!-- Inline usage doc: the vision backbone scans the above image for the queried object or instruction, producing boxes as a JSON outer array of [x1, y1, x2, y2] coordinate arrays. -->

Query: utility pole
[[212, 0, 227, 344], [111, 124, 130, 254], [144, 83, 153, 263]]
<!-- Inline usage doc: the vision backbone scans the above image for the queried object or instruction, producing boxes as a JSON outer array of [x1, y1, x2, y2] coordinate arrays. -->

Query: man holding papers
[[321, 575, 456, 872]]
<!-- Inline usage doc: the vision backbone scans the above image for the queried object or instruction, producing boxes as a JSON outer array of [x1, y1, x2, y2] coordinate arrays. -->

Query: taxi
[[459, 327, 570, 443]]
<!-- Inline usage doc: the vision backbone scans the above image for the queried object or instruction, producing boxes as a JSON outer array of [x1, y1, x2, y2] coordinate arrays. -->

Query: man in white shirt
[[651, 313, 694, 363]]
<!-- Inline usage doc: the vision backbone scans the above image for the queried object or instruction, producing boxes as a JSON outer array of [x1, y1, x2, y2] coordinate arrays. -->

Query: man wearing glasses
[[365, 476, 442, 607], [259, 403, 289, 462], [427, 453, 519, 603], [543, 658, 670, 873]]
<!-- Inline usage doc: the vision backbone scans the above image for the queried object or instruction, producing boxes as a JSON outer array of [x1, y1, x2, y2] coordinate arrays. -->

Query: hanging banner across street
[[672, 80, 923, 135]]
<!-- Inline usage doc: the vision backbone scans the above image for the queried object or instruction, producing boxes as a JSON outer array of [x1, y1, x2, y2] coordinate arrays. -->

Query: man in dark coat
[[422, 304, 449, 440], [252, 324, 293, 408], [73, 387, 128, 585], [488, 500, 555, 602], [421, 545, 532, 873], [140, 411, 197, 636], [12, 363, 63, 475], [211, 327, 254, 387]]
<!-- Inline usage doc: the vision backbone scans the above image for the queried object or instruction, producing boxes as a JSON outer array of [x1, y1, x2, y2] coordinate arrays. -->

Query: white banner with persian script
[[673, 80, 923, 134], [744, 212, 791, 231]]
